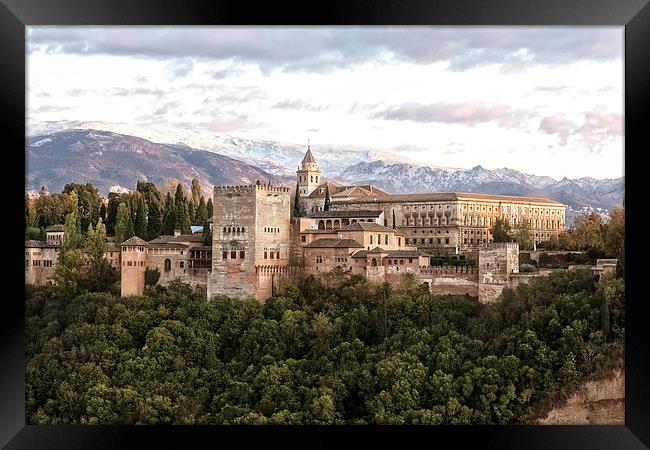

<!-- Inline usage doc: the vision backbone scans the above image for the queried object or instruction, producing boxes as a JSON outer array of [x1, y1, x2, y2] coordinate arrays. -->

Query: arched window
[[223, 227, 226, 233], [164, 259, 171, 272], [241, 227, 245, 233], [371, 258, 377, 266]]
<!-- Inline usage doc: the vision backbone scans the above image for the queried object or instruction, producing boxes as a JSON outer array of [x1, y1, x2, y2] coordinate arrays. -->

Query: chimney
[[173, 229, 181, 237]]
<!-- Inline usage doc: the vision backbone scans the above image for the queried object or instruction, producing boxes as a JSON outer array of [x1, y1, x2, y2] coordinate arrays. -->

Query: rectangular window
[[25, 260, 29, 267], [270, 252, 274, 259], [301, 235, 306, 243], [398, 238, 401, 246], [316, 256, 323, 264], [127, 261, 132, 266], [231, 251, 237, 259], [437, 238, 441, 245], [240, 251, 245, 259], [276, 251, 280, 259], [445, 238, 449, 244], [264, 251, 268, 259], [223, 251, 228, 259], [429, 238, 433, 244], [409, 258, 413, 263], [180, 261, 184, 268], [385, 235, 388, 245]]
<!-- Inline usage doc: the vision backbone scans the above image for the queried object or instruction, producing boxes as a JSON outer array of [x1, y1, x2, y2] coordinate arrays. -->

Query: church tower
[[296, 142, 321, 197]]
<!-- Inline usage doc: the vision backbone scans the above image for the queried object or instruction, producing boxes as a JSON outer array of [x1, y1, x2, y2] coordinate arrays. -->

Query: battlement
[[486, 242, 519, 250], [215, 183, 290, 195]]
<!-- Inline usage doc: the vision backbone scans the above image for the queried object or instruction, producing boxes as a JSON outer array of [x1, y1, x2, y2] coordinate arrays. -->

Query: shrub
[[519, 263, 537, 273]]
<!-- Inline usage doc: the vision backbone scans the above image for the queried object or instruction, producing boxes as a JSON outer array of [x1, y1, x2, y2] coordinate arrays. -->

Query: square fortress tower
[[207, 183, 291, 302]]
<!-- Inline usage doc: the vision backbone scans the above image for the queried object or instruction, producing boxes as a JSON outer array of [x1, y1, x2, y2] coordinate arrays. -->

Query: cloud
[[108, 87, 166, 97], [66, 88, 95, 96], [31, 105, 71, 113], [163, 59, 194, 79], [27, 27, 622, 73], [273, 99, 327, 112], [372, 101, 535, 128], [197, 113, 265, 133], [153, 100, 180, 116], [539, 106, 622, 149]]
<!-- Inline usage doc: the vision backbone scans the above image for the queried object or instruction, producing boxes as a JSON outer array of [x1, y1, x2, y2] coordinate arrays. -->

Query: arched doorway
[[164, 259, 171, 272], [371, 258, 377, 267]]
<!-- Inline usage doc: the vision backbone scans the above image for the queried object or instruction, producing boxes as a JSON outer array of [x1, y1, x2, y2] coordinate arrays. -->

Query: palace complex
[[26, 145, 570, 304]]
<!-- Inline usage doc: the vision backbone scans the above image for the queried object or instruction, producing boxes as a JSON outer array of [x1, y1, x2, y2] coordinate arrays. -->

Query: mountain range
[[26, 128, 624, 224]]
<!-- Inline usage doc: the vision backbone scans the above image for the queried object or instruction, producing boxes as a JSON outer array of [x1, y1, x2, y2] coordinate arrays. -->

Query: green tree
[[147, 200, 163, 240], [52, 209, 86, 292], [191, 178, 201, 207], [513, 219, 533, 250], [180, 203, 192, 235], [114, 203, 132, 244], [134, 195, 147, 240], [194, 197, 207, 225], [206, 198, 213, 219], [293, 182, 302, 217], [162, 192, 176, 235], [105, 192, 122, 235], [324, 183, 331, 211], [491, 217, 512, 243], [63, 183, 102, 233]]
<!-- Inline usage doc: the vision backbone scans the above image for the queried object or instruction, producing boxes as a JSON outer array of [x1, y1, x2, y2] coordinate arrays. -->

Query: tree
[[82, 218, 118, 292], [392, 210, 396, 229], [491, 217, 512, 243], [191, 179, 202, 207], [52, 209, 86, 292], [145, 267, 161, 287], [63, 183, 102, 233], [180, 203, 192, 235], [207, 198, 213, 219], [162, 192, 176, 235], [105, 192, 122, 235], [134, 195, 147, 240], [99, 203, 107, 222], [293, 182, 302, 218], [147, 200, 163, 240], [194, 197, 207, 225], [114, 203, 132, 244], [174, 183, 185, 217], [604, 206, 624, 259], [513, 219, 533, 250], [323, 183, 331, 211]]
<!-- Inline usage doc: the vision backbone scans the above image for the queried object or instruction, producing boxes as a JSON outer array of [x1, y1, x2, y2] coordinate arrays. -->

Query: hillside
[[26, 129, 292, 196]]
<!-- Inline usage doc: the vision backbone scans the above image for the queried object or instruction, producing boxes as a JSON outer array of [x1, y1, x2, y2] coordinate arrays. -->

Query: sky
[[26, 26, 624, 180]]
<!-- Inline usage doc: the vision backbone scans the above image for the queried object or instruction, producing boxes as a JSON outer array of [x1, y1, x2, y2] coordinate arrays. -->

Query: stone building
[[295, 150, 566, 253], [207, 182, 291, 302]]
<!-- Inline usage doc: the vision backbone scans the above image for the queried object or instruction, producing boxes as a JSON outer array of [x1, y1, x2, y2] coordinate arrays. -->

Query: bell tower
[[296, 140, 321, 197]]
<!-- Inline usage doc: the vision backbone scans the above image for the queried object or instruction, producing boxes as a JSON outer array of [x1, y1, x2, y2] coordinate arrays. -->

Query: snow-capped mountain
[[335, 160, 624, 212], [25, 128, 624, 220]]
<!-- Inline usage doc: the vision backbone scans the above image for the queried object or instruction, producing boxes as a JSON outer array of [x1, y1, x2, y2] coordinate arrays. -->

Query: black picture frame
[[3, 0, 649, 448]]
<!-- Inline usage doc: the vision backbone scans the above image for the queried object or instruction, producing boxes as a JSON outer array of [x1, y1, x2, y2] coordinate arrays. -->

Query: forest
[[26, 266, 624, 425]]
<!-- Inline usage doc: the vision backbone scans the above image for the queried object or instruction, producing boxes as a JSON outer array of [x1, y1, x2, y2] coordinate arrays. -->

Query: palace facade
[[26, 145, 567, 304]]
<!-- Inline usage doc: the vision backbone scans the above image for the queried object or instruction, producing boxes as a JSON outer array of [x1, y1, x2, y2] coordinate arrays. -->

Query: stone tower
[[207, 182, 292, 302], [120, 236, 148, 297], [296, 143, 321, 197], [477, 242, 519, 303]]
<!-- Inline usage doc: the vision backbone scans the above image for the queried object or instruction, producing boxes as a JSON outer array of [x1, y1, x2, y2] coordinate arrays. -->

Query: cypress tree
[[180, 202, 192, 235], [174, 183, 185, 217], [195, 197, 207, 225], [147, 200, 162, 240], [134, 197, 147, 239], [601, 297, 611, 338], [99, 203, 107, 222], [114, 202, 131, 244], [293, 181, 302, 217], [105, 192, 121, 235], [162, 192, 176, 235], [207, 198, 213, 219], [392, 210, 396, 229], [324, 183, 331, 211], [191, 178, 201, 206], [188, 200, 195, 225]]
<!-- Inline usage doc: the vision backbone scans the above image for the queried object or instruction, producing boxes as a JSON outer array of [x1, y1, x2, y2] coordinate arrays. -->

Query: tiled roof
[[120, 236, 148, 246], [304, 238, 364, 248], [386, 250, 426, 258], [306, 209, 382, 219], [302, 148, 317, 164], [338, 222, 394, 232], [335, 192, 564, 205], [368, 247, 388, 253], [148, 234, 206, 244], [45, 224, 65, 232], [147, 242, 189, 249], [351, 250, 368, 258], [25, 240, 58, 248]]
